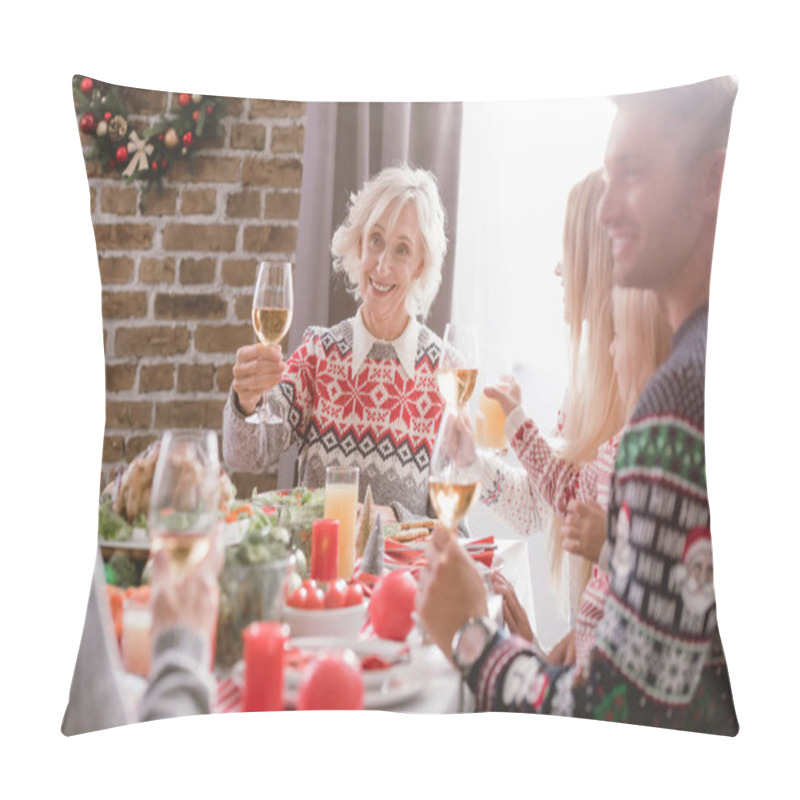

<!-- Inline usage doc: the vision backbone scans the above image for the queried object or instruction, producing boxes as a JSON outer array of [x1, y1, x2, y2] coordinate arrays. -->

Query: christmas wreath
[[72, 75, 227, 189]]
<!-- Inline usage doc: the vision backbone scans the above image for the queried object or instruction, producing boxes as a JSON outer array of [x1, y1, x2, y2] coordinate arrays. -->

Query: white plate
[[281, 601, 368, 638], [230, 636, 424, 709]]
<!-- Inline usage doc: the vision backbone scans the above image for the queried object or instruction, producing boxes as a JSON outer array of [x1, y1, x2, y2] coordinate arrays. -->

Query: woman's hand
[[416, 524, 489, 661], [482, 375, 522, 416], [562, 500, 607, 564], [547, 629, 576, 666], [231, 343, 286, 415], [490, 571, 535, 643]]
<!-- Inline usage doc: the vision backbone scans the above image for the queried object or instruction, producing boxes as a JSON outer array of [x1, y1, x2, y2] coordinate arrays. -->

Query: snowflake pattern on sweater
[[469, 306, 739, 735], [222, 319, 445, 518]]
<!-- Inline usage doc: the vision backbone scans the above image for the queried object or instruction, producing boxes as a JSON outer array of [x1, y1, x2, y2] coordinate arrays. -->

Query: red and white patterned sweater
[[222, 318, 446, 519]]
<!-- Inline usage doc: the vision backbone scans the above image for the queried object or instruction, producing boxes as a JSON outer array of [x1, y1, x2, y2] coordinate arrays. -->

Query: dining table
[[212, 537, 534, 714]]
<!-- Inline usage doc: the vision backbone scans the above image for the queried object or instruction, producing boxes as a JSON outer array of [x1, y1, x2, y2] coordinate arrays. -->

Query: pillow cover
[[62, 75, 738, 738]]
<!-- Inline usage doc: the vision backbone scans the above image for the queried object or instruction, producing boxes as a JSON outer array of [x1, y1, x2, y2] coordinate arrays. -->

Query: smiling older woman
[[222, 165, 449, 521]]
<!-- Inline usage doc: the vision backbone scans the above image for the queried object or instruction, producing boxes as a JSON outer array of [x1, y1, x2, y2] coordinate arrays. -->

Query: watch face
[[455, 619, 492, 671]]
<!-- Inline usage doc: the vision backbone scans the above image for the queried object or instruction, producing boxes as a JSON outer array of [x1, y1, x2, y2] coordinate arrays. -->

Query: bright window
[[454, 97, 615, 646]]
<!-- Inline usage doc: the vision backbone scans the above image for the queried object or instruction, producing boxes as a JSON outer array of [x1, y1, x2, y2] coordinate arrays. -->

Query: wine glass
[[251, 261, 294, 424], [428, 408, 481, 532], [436, 323, 479, 412], [148, 430, 221, 582], [427, 409, 484, 711], [476, 342, 514, 456]]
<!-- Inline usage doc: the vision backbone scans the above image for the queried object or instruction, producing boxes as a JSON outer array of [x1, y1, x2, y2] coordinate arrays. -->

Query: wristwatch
[[451, 616, 499, 678]]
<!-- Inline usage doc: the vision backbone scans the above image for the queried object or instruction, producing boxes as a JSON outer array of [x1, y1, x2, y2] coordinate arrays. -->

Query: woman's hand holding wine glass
[[232, 261, 293, 424], [231, 344, 286, 416]]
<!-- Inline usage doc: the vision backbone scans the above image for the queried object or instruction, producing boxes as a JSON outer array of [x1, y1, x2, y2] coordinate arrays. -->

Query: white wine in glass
[[252, 261, 293, 424], [436, 323, 479, 411], [148, 430, 220, 581], [428, 479, 479, 530], [428, 408, 481, 531]]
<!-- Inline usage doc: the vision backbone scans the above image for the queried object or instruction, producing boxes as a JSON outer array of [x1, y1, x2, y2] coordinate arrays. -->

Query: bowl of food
[[281, 578, 368, 638]]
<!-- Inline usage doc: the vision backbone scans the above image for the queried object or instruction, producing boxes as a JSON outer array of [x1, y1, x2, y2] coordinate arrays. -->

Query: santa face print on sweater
[[610, 501, 635, 595], [671, 526, 716, 618]]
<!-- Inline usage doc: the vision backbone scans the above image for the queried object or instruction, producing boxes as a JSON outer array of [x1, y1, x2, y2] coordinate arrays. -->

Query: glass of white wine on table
[[251, 260, 294, 425], [436, 323, 479, 412], [148, 430, 221, 582]]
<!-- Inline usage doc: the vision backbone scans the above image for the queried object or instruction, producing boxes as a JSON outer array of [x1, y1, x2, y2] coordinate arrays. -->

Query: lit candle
[[241, 621, 288, 712], [310, 519, 339, 582]]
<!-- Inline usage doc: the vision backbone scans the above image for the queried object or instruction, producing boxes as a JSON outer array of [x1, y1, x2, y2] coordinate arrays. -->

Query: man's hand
[[416, 524, 489, 660], [562, 500, 607, 564], [231, 343, 286, 415]]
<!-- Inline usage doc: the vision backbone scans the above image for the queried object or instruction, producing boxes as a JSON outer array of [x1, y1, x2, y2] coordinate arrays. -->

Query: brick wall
[[83, 85, 305, 499]]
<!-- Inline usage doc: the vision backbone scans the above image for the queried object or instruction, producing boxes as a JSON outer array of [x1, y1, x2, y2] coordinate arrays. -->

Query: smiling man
[[417, 76, 739, 734]]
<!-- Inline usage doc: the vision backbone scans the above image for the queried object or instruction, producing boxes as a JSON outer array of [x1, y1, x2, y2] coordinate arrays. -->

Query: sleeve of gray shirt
[[138, 626, 215, 722], [222, 386, 292, 472]]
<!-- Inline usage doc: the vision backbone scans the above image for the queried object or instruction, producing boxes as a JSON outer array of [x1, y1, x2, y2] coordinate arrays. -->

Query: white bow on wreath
[[123, 130, 154, 177]]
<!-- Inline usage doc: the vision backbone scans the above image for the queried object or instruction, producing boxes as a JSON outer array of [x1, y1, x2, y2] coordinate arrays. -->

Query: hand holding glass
[[436, 323, 479, 411], [251, 261, 293, 424], [477, 343, 514, 454], [428, 409, 481, 531]]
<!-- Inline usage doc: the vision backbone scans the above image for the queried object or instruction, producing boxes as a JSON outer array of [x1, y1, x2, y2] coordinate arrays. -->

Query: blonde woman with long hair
[[479, 170, 622, 609]]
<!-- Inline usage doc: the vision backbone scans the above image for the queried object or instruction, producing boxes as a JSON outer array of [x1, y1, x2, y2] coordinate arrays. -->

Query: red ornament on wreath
[[192, 110, 200, 122], [178, 93, 191, 107], [115, 145, 129, 164], [182, 131, 194, 146], [79, 112, 97, 134], [151, 160, 159, 171], [104, 111, 112, 121], [80, 77, 93, 94]]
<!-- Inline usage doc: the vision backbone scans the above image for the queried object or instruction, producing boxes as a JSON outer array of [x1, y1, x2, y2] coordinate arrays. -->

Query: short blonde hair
[[330, 165, 447, 320]]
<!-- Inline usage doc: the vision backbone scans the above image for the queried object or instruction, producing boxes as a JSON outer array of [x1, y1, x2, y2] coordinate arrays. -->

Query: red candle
[[311, 519, 339, 582], [241, 621, 288, 712]]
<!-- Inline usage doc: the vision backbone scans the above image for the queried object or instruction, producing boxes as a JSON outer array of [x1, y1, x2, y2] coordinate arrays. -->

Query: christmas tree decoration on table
[[355, 485, 375, 558], [72, 75, 226, 191], [359, 514, 385, 578]]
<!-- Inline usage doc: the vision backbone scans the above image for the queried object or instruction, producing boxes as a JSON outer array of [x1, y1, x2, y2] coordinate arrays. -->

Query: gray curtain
[[278, 101, 463, 488]]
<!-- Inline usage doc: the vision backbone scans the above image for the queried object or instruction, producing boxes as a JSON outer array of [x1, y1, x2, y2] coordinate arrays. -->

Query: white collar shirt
[[351, 307, 420, 380]]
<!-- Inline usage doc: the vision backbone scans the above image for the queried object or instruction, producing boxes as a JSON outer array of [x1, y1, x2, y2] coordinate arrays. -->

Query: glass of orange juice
[[324, 466, 360, 580], [476, 343, 514, 454]]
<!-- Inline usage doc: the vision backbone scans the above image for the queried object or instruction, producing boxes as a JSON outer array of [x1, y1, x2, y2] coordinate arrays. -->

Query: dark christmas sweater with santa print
[[469, 304, 739, 735]]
